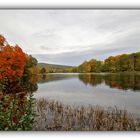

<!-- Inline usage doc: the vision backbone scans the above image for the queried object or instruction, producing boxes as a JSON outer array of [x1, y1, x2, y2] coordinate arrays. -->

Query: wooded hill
[[38, 63, 75, 73]]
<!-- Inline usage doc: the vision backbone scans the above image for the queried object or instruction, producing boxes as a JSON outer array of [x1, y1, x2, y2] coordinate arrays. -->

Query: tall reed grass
[[33, 98, 140, 131]]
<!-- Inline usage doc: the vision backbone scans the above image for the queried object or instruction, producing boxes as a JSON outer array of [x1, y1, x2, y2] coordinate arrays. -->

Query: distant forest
[[74, 51, 140, 73], [27, 52, 140, 74], [26, 52, 140, 74]]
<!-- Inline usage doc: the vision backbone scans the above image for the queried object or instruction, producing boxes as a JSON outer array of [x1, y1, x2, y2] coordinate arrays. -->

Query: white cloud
[[0, 10, 140, 65]]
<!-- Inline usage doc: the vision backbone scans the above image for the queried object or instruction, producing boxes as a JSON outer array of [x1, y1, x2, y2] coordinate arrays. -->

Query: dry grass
[[33, 98, 140, 131]]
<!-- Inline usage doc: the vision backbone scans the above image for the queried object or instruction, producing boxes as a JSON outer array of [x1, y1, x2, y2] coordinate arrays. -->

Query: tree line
[[74, 52, 140, 73], [37, 52, 140, 74]]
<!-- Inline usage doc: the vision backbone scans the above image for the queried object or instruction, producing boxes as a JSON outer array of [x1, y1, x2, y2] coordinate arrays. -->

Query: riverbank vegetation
[[34, 98, 140, 131], [0, 35, 36, 130], [0, 92, 35, 130]]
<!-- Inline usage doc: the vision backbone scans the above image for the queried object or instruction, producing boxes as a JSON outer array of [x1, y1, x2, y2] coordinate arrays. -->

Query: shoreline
[[31, 71, 140, 75]]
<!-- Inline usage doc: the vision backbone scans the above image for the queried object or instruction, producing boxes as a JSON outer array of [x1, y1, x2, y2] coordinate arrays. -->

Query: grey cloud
[[0, 10, 140, 65], [32, 45, 135, 66]]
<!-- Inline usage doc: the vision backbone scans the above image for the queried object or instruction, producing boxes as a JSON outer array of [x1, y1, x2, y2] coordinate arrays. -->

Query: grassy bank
[[33, 98, 140, 131]]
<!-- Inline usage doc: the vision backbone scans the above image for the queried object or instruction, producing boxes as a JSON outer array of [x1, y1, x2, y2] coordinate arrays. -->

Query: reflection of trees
[[37, 74, 76, 84], [135, 75, 140, 91], [79, 74, 103, 87], [23, 73, 140, 92], [104, 74, 124, 90], [78, 73, 140, 91], [104, 73, 140, 91]]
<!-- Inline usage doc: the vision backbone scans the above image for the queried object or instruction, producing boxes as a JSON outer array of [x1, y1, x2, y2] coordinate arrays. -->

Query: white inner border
[[0, 0, 140, 8], [0, 0, 140, 139]]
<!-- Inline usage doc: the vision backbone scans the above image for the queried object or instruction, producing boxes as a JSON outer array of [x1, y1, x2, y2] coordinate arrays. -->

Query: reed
[[33, 98, 140, 131]]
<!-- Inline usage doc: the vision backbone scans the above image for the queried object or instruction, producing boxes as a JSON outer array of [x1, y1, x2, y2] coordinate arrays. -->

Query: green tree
[[40, 67, 46, 74], [24, 55, 38, 76], [134, 52, 140, 71]]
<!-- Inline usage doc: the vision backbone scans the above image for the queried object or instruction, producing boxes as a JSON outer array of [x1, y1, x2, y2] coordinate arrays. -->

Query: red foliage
[[0, 36, 26, 80], [12, 116, 17, 124]]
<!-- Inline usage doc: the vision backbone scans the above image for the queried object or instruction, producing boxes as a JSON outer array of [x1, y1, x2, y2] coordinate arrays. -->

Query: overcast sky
[[0, 10, 140, 66]]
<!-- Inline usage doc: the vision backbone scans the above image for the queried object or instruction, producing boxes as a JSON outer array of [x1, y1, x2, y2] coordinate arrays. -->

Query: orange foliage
[[0, 35, 5, 46], [0, 38, 26, 80]]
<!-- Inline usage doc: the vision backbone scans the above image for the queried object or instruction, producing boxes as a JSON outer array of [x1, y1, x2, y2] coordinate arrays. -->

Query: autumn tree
[[0, 35, 6, 46], [78, 61, 91, 73], [104, 56, 117, 72], [89, 59, 97, 72], [0, 35, 26, 93], [0, 45, 26, 80], [89, 59, 103, 72], [77, 51, 140, 73]]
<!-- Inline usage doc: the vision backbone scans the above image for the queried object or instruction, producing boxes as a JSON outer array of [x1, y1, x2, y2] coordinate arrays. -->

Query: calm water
[[33, 73, 140, 116]]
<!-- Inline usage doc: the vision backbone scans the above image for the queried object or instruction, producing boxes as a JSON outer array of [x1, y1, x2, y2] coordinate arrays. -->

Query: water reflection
[[79, 74, 103, 87], [78, 73, 140, 91], [35, 73, 140, 92], [104, 73, 140, 91], [37, 74, 76, 84], [34, 73, 140, 116]]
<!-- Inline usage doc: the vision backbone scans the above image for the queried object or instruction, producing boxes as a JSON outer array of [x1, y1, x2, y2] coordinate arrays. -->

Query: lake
[[33, 73, 140, 116]]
